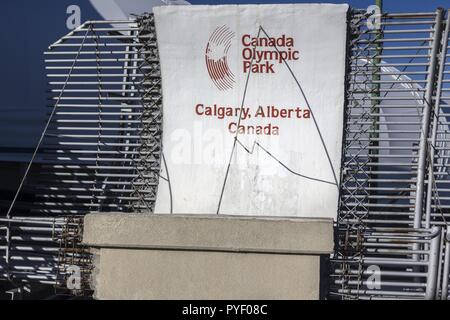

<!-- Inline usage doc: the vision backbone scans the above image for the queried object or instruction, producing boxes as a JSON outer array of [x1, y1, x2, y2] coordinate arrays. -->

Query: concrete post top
[[83, 213, 334, 255]]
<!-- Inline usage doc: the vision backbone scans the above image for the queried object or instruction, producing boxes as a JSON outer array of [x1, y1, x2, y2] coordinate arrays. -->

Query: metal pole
[[375, 0, 383, 12], [436, 228, 445, 298], [425, 226, 441, 300], [425, 12, 450, 229], [371, 0, 382, 159], [414, 9, 444, 229]]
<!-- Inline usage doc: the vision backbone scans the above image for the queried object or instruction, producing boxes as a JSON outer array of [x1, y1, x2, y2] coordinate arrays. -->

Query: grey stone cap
[[83, 213, 334, 255]]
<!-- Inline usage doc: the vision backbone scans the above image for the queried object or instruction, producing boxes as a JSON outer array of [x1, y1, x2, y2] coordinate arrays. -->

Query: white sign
[[153, 4, 348, 219]]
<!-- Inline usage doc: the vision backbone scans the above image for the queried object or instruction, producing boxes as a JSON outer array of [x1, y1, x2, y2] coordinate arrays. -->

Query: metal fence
[[2, 8, 450, 299], [41, 14, 162, 215], [0, 14, 162, 294], [331, 8, 450, 300]]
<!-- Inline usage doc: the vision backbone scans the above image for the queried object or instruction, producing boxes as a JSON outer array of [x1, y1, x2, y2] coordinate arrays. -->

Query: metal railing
[[40, 15, 162, 215], [331, 8, 450, 300], [0, 14, 162, 295]]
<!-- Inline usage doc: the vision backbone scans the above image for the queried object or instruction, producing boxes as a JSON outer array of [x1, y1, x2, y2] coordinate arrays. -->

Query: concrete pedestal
[[83, 214, 334, 300]]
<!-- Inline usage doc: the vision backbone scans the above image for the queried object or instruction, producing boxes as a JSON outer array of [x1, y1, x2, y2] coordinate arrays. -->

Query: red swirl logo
[[205, 25, 235, 91]]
